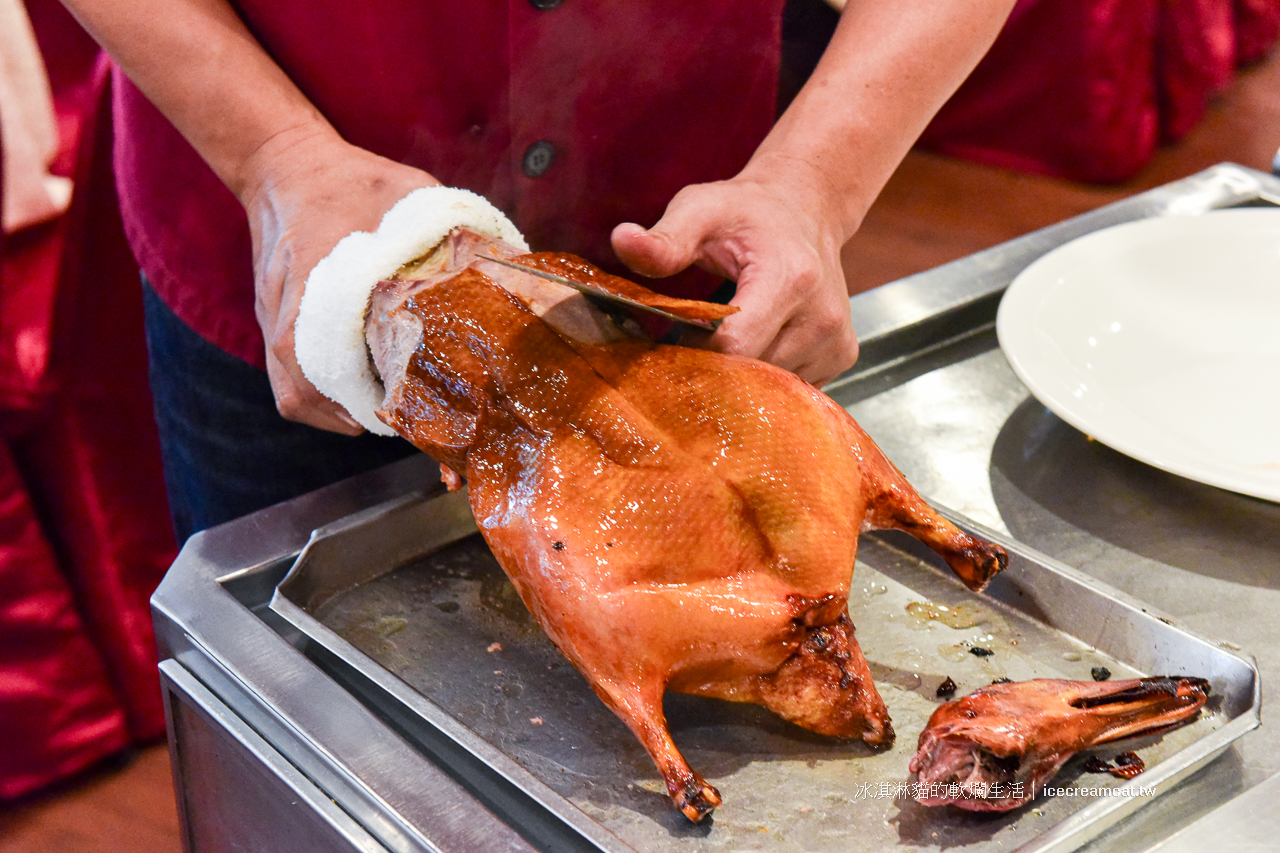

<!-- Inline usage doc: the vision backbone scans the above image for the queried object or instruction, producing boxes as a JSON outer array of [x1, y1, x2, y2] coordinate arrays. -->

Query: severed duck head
[[909, 677, 1209, 812]]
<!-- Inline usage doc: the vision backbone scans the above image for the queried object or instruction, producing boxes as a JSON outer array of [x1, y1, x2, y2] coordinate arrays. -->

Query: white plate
[[997, 209, 1280, 502]]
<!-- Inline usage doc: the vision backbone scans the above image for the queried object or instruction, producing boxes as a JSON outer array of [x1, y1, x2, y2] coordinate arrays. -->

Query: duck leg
[[590, 679, 722, 822], [753, 614, 894, 746], [852, 436, 1008, 592]]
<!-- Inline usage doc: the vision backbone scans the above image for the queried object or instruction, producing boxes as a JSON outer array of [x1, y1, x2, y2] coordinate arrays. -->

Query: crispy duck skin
[[366, 228, 1008, 821], [909, 677, 1210, 812]]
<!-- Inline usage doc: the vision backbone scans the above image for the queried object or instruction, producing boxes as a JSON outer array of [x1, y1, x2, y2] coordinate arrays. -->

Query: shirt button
[[522, 141, 557, 177], [528, 0, 563, 8]]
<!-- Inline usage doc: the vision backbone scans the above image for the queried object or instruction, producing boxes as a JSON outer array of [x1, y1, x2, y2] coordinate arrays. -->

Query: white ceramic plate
[[997, 209, 1280, 502]]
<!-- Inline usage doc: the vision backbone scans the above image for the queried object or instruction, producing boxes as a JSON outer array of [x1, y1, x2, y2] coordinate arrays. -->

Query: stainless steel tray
[[269, 480, 1258, 853]]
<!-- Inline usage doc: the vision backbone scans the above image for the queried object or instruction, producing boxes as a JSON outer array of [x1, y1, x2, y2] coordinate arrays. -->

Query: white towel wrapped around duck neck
[[294, 186, 527, 435]]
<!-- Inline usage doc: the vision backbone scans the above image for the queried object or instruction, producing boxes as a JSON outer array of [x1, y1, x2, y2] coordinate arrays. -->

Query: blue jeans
[[142, 282, 416, 543]]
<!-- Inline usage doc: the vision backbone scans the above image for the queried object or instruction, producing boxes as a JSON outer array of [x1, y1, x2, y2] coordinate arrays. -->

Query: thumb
[[611, 220, 700, 279]]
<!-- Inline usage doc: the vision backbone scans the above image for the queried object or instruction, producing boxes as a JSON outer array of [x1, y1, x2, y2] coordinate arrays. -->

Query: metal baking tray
[[269, 480, 1258, 853]]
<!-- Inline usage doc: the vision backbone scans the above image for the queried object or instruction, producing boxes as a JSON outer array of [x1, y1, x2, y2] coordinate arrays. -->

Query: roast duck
[[300, 190, 1204, 820], [358, 225, 1010, 820]]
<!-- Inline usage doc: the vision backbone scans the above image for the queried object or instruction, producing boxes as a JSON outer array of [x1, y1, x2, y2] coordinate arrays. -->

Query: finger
[[612, 182, 749, 280], [754, 307, 844, 365], [611, 221, 702, 279], [759, 309, 858, 372], [756, 313, 859, 386], [264, 346, 364, 435], [698, 249, 803, 358], [705, 252, 858, 380], [787, 351, 848, 389], [702, 288, 788, 362], [255, 236, 363, 434], [686, 311, 850, 388]]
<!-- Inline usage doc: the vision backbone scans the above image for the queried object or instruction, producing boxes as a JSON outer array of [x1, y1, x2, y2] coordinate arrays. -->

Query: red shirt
[[112, 1, 784, 368]]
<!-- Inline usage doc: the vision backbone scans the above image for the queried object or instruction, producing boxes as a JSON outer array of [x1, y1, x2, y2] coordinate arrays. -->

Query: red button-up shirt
[[112, 1, 785, 367]]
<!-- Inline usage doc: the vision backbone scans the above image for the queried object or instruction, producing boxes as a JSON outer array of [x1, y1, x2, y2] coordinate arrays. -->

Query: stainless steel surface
[[160, 660, 391, 853], [1141, 769, 1280, 853], [830, 163, 1280, 852], [477, 254, 721, 330], [834, 347, 1279, 851], [153, 458, 548, 853], [269, 487, 1257, 853], [151, 163, 1280, 853]]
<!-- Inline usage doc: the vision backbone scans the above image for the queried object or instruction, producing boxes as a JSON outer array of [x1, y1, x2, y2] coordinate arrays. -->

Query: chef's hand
[[611, 154, 857, 388], [240, 128, 439, 434], [613, 0, 1019, 388]]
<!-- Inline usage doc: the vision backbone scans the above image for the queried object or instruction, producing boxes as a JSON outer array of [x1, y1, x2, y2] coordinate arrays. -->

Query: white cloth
[[294, 186, 527, 434]]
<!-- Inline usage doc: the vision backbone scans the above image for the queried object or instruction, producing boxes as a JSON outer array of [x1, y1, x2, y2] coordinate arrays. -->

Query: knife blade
[[477, 254, 723, 331]]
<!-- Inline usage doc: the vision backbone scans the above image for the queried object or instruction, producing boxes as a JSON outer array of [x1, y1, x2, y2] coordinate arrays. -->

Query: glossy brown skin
[[367, 230, 1008, 821], [909, 677, 1210, 812]]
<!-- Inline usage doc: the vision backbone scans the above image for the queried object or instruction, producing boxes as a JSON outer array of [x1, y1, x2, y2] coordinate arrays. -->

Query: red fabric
[[920, 0, 1280, 184], [920, 0, 1162, 184], [1236, 0, 1280, 64], [113, 0, 785, 369], [1155, 0, 1235, 142], [0, 1, 176, 800], [0, 0, 101, 411], [0, 442, 131, 800]]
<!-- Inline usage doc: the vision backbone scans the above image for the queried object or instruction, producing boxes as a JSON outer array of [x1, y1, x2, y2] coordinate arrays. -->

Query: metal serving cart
[[152, 163, 1280, 853]]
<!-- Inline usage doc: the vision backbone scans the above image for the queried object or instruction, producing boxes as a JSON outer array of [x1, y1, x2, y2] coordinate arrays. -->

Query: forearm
[[59, 0, 339, 204], [746, 0, 1016, 240], [62, 0, 446, 433]]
